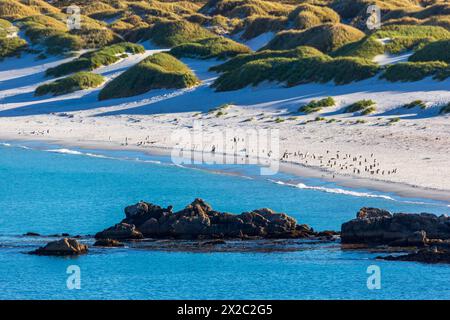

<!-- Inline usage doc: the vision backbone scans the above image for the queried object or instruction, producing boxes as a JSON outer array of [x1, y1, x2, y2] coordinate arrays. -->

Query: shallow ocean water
[[0, 141, 449, 300]]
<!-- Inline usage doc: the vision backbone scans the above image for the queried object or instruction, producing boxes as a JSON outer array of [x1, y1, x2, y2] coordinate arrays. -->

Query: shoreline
[[2, 134, 450, 204]]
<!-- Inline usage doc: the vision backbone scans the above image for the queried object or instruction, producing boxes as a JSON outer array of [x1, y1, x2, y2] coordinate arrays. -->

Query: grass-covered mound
[[170, 36, 250, 59], [126, 0, 199, 19], [263, 23, 365, 52], [17, 0, 60, 15], [237, 15, 286, 40], [200, 0, 292, 19], [381, 61, 449, 82], [333, 24, 450, 59], [134, 19, 215, 47], [0, 37, 27, 59], [288, 4, 340, 30], [68, 15, 121, 49], [234, 3, 341, 40], [0, 18, 27, 59], [0, 18, 12, 37], [409, 40, 450, 63], [0, 0, 39, 20], [212, 54, 379, 91], [210, 46, 325, 73], [35, 72, 105, 96], [98, 52, 200, 100], [46, 42, 145, 77], [16, 14, 84, 54]]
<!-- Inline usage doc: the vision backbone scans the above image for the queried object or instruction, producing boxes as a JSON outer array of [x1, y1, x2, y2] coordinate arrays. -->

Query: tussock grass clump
[[345, 99, 376, 114], [0, 18, 16, 37], [16, 14, 85, 54], [0, 37, 27, 59], [333, 24, 450, 59], [212, 55, 379, 91], [440, 102, 450, 115], [238, 15, 286, 40], [170, 36, 251, 59], [35, 72, 104, 96], [299, 97, 336, 113], [0, 0, 39, 20], [210, 46, 325, 73], [138, 19, 215, 47], [17, 0, 60, 15], [378, 25, 450, 54], [381, 61, 449, 82], [98, 52, 200, 100], [402, 100, 426, 109], [46, 42, 145, 77], [331, 36, 384, 58], [200, 0, 292, 19], [409, 40, 450, 63], [288, 4, 340, 30], [263, 23, 365, 52]]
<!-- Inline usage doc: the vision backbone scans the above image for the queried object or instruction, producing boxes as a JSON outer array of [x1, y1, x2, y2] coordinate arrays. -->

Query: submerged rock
[[24, 232, 41, 237], [97, 198, 319, 240], [341, 207, 450, 246], [29, 238, 88, 256], [93, 239, 124, 247], [379, 247, 450, 264]]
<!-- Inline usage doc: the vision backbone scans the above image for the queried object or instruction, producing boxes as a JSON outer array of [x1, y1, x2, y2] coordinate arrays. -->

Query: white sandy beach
[[0, 46, 449, 201]]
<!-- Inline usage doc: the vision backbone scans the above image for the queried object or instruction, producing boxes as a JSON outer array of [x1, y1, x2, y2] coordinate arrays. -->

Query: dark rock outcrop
[[29, 238, 88, 256], [97, 198, 319, 240], [93, 239, 124, 247], [341, 207, 450, 246], [379, 247, 450, 264], [95, 223, 143, 240]]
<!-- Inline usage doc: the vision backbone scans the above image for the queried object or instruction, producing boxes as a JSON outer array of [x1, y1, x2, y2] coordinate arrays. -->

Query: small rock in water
[[95, 223, 143, 240], [29, 238, 88, 256], [94, 239, 124, 247], [24, 232, 40, 237]]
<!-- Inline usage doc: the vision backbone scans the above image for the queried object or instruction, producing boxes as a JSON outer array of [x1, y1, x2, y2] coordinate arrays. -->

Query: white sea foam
[[45, 148, 84, 155], [271, 180, 394, 200]]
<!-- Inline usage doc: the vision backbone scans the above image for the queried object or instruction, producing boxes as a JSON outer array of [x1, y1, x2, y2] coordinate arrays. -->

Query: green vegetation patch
[[402, 100, 426, 109], [0, 0, 40, 20], [0, 37, 27, 59], [98, 52, 200, 100], [138, 19, 215, 47], [381, 61, 449, 82], [200, 0, 292, 19], [212, 54, 380, 91], [35, 72, 104, 96], [170, 36, 251, 60], [210, 46, 326, 73], [345, 99, 376, 114], [299, 97, 336, 114], [409, 40, 450, 63], [263, 23, 365, 53], [288, 4, 340, 30], [334, 25, 450, 59], [46, 42, 145, 77]]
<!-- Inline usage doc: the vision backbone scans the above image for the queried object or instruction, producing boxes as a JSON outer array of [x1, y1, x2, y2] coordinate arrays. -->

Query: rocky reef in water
[[26, 201, 450, 264], [341, 207, 450, 264], [94, 198, 334, 240]]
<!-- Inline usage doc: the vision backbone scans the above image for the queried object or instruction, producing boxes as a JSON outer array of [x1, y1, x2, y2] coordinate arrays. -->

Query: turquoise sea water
[[0, 141, 449, 300]]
